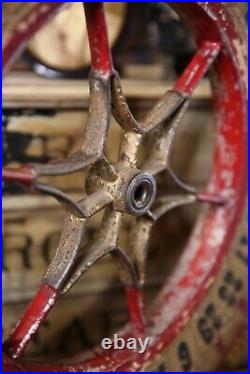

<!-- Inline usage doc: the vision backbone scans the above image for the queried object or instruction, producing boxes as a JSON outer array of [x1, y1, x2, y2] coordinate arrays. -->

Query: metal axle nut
[[125, 172, 156, 216]]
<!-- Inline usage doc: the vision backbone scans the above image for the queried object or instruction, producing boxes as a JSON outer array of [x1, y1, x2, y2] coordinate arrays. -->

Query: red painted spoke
[[174, 41, 221, 96], [126, 287, 145, 336], [197, 192, 226, 205], [84, 3, 113, 74], [3, 284, 58, 359], [2, 165, 35, 187]]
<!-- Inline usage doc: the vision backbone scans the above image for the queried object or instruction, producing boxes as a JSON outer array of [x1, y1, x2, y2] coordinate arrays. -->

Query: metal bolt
[[125, 173, 156, 216]]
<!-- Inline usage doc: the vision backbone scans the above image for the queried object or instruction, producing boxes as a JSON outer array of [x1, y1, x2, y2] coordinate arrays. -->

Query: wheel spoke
[[3, 3, 114, 179], [2, 74, 111, 179], [130, 218, 153, 286], [62, 208, 122, 293], [3, 284, 58, 359], [130, 189, 225, 287], [62, 244, 137, 295], [142, 100, 189, 175], [60, 208, 139, 294], [149, 194, 197, 221], [166, 165, 197, 194], [150, 191, 226, 222], [142, 41, 221, 176], [4, 192, 112, 358], [130, 194, 196, 286], [42, 214, 87, 290], [197, 192, 226, 205], [59, 207, 144, 336], [142, 91, 185, 132], [118, 131, 143, 167], [84, 3, 113, 74], [111, 72, 185, 134], [43, 193, 113, 290], [174, 41, 221, 96], [34, 74, 111, 177], [2, 164, 35, 187]]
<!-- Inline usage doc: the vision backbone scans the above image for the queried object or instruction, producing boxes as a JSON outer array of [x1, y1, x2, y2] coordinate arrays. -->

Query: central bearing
[[125, 173, 156, 215], [86, 163, 156, 216]]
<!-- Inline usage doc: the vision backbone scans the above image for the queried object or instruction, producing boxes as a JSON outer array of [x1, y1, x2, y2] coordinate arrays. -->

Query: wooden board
[[3, 71, 211, 108]]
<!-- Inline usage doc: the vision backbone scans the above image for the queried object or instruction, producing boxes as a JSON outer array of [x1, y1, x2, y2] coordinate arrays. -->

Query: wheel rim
[[26, 3, 127, 76], [2, 3, 247, 371]]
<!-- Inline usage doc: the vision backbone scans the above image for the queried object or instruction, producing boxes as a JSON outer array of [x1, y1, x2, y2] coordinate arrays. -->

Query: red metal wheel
[[2, 3, 247, 372]]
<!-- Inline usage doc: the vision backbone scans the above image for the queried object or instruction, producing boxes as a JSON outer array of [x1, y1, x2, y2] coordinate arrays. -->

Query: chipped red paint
[[197, 192, 226, 205], [174, 41, 221, 96], [84, 3, 113, 74], [2, 2, 247, 372], [2, 3, 64, 75], [2, 165, 35, 187], [4, 284, 58, 359], [126, 287, 145, 336], [2, 353, 24, 372]]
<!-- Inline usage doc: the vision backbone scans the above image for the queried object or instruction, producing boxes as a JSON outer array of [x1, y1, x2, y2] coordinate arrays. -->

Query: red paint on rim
[[2, 3, 64, 75], [2, 2, 247, 371]]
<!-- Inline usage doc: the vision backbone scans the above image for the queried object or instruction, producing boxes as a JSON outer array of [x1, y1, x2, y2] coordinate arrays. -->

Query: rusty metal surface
[[23, 55, 222, 298]]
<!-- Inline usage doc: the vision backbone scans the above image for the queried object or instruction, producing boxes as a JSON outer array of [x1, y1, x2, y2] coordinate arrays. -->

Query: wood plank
[[3, 71, 211, 108], [2, 193, 82, 212]]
